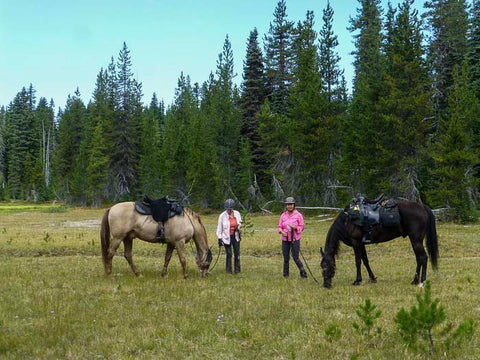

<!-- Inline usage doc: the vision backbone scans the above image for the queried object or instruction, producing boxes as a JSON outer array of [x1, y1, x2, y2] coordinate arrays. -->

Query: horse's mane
[[325, 211, 350, 257], [184, 208, 204, 226]]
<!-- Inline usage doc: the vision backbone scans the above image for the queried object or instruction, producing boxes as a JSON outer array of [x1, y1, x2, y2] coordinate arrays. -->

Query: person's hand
[[281, 231, 287, 237], [218, 238, 223, 247]]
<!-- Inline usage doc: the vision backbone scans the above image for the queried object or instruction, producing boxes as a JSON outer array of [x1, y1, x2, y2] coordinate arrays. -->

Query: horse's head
[[195, 248, 212, 277], [320, 247, 336, 289]]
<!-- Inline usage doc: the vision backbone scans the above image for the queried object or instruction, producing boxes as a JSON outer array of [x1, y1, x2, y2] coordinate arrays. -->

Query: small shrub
[[325, 323, 342, 342], [43, 232, 52, 243], [395, 281, 476, 355], [240, 210, 254, 238], [352, 298, 382, 339]]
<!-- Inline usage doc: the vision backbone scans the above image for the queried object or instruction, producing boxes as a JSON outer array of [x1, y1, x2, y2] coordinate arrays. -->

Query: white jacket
[[216, 210, 242, 245]]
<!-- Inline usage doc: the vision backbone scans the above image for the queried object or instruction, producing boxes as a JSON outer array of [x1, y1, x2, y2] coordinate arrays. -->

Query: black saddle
[[134, 195, 183, 222], [346, 195, 400, 228]]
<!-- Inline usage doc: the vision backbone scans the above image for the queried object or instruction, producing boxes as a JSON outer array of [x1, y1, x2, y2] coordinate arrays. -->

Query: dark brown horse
[[100, 202, 212, 278], [320, 201, 438, 288]]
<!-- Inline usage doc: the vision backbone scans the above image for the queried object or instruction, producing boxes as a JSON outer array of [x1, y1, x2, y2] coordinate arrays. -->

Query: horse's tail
[[100, 208, 111, 270], [424, 204, 439, 270]]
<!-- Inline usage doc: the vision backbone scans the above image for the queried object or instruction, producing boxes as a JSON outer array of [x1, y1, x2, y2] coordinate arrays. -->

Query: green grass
[[0, 205, 479, 359]]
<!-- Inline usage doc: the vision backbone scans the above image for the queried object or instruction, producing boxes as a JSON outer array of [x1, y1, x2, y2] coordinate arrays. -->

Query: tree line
[[0, 0, 479, 221]]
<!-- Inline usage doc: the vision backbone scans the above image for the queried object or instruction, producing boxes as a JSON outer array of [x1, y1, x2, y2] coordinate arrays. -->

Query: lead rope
[[292, 227, 321, 285], [299, 247, 321, 285], [208, 245, 222, 272]]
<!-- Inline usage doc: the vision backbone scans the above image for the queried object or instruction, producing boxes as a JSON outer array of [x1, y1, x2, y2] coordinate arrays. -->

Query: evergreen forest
[[1, 0, 479, 221]]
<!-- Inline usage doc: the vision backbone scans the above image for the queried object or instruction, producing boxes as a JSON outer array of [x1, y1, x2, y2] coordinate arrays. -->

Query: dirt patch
[[61, 219, 101, 228]]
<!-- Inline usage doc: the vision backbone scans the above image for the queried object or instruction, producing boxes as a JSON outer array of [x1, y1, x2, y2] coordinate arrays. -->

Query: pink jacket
[[278, 209, 305, 241]]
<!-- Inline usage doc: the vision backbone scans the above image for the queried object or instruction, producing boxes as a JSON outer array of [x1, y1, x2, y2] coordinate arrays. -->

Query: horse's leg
[[105, 237, 123, 275], [352, 245, 363, 285], [123, 238, 139, 276], [410, 238, 428, 285], [175, 240, 188, 279], [161, 243, 175, 277], [361, 250, 377, 283]]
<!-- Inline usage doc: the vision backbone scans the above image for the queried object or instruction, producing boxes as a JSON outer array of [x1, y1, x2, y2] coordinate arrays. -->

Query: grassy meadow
[[0, 203, 479, 359]]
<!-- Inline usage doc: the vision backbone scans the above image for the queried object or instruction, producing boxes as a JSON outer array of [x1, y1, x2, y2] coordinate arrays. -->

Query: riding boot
[[283, 263, 289, 278], [156, 222, 165, 243]]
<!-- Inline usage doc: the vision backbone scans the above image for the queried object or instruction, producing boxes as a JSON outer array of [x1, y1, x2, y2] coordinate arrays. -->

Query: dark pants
[[282, 240, 306, 277], [225, 235, 240, 273]]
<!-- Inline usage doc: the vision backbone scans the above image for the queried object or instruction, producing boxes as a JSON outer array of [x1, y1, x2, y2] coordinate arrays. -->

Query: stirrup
[[362, 235, 372, 244]]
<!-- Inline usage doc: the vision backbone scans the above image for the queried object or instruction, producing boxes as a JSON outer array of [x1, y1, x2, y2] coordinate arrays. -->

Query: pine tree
[[138, 97, 162, 198], [318, 1, 348, 205], [5, 87, 37, 198], [341, 0, 387, 195], [185, 108, 222, 208], [428, 64, 478, 221], [319, 1, 344, 103], [213, 35, 242, 196], [240, 28, 268, 192], [467, 0, 480, 193], [54, 89, 87, 202], [263, 0, 295, 115], [424, 0, 469, 122], [160, 73, 197, 199], [0, 106, 5, 197], [86, 120, 110, 207], [86, 68, 114, 204], [257, 100, 289, 199], [379, 0, 432, 200], [467, 0, 480, 99], [110, 43, 143, 198], [287, 10, 331, 203]]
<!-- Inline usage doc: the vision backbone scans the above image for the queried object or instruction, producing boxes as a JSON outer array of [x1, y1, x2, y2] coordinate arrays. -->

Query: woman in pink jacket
[[278, 197, 307, 278]]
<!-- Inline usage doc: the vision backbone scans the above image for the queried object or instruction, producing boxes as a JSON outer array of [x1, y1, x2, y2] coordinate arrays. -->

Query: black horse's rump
[[135, 195, 183, 222], [321, 200, 438, 288]]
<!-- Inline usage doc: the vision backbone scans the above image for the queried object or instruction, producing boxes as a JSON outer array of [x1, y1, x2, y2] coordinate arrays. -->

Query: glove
[[218, 239, 223, 247]]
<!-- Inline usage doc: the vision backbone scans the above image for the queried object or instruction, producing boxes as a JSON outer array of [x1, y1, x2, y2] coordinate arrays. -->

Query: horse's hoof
[[370, 277, 377, 283], [418, 282, 425, 288], [411, 279, 419, 285], [352, 280, 361, 286]]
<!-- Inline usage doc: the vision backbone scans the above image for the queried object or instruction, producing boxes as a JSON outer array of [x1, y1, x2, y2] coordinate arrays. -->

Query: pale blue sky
[[1, 0, 418, 110]]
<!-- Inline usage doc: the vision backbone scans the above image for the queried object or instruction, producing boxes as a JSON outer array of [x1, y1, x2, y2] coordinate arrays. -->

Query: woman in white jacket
[[216, 199, 242, 274]]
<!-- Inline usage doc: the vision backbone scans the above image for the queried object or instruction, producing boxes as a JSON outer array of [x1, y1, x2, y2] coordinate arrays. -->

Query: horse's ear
[[320, 247, 325, 256]]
